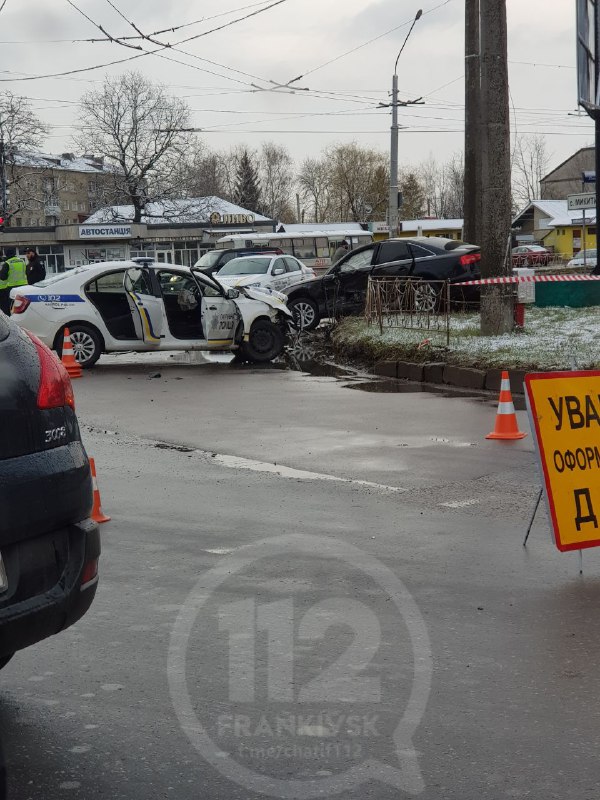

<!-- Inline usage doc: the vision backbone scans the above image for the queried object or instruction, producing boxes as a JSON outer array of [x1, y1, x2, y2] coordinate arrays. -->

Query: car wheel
[[289, 298, 319, 330], [242, 320, 285, 363], [413, 281, 441, 313], [0, 653, 14, 671], [54, 324, 102, 368]]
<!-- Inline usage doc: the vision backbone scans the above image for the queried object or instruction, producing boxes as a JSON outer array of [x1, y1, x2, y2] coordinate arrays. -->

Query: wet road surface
[[2, 351, 598, 800]]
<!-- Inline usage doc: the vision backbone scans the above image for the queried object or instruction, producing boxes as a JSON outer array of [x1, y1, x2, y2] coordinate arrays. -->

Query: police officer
[[0, 248, 27, 315]]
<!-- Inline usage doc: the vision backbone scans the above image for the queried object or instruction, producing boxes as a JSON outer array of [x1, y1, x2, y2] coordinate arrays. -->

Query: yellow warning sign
[[525, 371, 600, 552]]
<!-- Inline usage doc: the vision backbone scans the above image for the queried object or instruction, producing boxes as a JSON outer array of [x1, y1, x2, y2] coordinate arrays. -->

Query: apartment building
[[5, 152, 119, 228]]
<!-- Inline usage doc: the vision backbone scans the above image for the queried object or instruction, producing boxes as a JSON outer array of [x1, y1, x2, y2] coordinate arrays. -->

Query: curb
[[374, 360, 527, 394]]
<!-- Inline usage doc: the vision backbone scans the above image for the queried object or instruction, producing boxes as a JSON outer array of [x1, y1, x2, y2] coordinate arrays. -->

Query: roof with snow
[[85, 197, 272, 225], [400, 218, 463, 232], [277, 222, 365, 233], [13, 152, 116, 174], [513, 200, 596, 228]]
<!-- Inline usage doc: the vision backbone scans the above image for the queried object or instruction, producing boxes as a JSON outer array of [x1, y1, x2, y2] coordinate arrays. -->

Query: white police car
[[10, 259, 293, 367], [216, 254, 316, 292]]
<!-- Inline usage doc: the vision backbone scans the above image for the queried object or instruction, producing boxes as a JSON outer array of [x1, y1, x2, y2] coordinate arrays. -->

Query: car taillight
[[459, 253, 481, 267], [80, 558, 99, 590], [25, 331, 75, 410], [11, 294, 30, 314]]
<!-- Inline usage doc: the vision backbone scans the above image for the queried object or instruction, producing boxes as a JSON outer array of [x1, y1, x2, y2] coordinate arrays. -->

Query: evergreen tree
[[399, 172, 425, 220], [234, 150, 262, 213]]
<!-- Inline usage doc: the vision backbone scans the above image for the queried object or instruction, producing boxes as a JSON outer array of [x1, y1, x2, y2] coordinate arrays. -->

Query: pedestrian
[[0, 248, 27, 316], [332, 239, 350, 265], [24, 246, 46, 285]]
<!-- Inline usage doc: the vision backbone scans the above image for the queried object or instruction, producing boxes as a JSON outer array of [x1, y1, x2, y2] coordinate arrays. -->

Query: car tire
[[54, 324, 103, 368], [0, 653, 14, 671], [289, 297, 319, 331], [242, 320, 285, 363]]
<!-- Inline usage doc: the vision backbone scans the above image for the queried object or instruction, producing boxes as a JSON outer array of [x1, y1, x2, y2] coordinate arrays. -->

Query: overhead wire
[[0, 0, 290, 83]]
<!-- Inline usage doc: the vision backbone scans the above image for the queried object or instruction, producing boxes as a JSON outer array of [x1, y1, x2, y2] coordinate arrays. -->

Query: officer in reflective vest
[[0, 247, 27, 316]]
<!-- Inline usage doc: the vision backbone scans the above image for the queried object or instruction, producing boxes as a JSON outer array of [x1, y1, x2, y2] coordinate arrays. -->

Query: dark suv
[[0, 312, 100, 670], [285, 237, 481, 329], [195, 247, 284, 275]]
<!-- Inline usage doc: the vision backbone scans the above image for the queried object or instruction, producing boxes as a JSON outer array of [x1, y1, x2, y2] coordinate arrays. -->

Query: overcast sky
[[0, 0, 593, 173]]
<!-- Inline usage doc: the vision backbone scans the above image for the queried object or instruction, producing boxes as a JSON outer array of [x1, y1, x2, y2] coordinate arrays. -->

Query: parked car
[[567, 248, 597, 269], [216, 254, 316, 292], [284, 237, 481, 330], [511, 244, 552, 267], [194, 247, 284, 275], [0, 311, 100, 672], [10, 260, 293, 367]]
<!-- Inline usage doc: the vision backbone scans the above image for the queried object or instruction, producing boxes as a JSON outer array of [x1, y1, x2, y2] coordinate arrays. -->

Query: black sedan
[[0, 312, 100, 672], [285, 236, 481, 329]]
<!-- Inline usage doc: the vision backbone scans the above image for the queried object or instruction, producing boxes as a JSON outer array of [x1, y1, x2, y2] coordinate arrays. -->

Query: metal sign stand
[[523, 487, 584, 574]]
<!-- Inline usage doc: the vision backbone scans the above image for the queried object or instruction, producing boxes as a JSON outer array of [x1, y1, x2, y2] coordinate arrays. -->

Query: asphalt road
[[2, 353, 600, 800]]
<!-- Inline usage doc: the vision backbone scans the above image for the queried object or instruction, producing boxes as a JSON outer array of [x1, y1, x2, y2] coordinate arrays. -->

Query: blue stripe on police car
[[28, 295, 86, 303]]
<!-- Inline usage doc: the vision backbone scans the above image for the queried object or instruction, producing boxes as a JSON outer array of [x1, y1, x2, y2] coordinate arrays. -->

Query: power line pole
[[479, 0, 513, 334], [385, 9, 423, 239], [463, 0, 480, 245]]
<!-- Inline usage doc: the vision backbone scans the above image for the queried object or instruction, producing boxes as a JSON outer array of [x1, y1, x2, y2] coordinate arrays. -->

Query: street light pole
[[388, 9, 422, 239]]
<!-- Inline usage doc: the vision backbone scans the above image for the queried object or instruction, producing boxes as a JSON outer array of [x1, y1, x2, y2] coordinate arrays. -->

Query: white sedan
[[9, 259, 293, 367], [216, 254, 315, 292], [567, 249, 597, 269]]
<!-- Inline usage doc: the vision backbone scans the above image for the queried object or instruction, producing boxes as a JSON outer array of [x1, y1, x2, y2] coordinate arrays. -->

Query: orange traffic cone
[[486, 371, 527, 440], [89, 458, 111, 523], [61, 328, 82, 379]]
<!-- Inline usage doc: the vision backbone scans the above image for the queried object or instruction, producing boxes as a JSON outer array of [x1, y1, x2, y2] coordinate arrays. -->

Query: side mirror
[[226, 288, 240, 299], [272, 267, 285, 276]]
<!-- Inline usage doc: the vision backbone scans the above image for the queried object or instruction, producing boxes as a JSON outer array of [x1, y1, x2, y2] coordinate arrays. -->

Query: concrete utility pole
[[463, 0, 480, 246], [386, 9, 422, 239], [479, 0, 513, 334]]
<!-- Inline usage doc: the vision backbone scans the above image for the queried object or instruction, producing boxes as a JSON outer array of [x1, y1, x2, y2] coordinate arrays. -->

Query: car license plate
[[0, 552, 7, 593]]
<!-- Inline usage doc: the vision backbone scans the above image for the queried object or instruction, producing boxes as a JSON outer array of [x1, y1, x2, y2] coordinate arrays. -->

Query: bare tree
[[0, 92, 48, 222], [512, 134, 550, 210], [74, 72, 196, 223], [326, 143, 388, 222], [259, 142, 294, 222], [176, 142, 229, 199], [418, 153, 464, 219], [298, 157, 332, 222]]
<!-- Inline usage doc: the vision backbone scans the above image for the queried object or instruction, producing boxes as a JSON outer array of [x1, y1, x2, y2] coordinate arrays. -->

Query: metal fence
[[365, 277, 451, 344]]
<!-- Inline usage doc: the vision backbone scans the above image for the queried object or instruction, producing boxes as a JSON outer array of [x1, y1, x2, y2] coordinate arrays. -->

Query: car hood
[[238, 286, 292, 316]]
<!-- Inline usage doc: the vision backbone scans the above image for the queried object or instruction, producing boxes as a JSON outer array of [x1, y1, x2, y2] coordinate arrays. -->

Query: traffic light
[[0, 217, 4, 233]]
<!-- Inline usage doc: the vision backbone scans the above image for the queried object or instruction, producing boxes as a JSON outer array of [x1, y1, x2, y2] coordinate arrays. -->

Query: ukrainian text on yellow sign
[[525, 371, 600, 552]]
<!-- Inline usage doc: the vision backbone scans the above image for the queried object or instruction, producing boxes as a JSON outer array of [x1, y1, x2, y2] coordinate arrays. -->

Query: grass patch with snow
[[332, 307, 600, 370]]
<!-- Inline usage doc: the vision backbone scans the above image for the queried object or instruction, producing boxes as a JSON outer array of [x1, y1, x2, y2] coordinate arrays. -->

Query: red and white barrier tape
[[459, 273, 600, 286]]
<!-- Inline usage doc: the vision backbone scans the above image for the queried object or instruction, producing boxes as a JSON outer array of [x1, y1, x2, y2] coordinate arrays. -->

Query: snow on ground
[[335, 307, 600, 370]]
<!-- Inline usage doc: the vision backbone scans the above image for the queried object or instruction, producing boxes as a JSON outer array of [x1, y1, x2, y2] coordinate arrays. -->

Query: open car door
[[123, 266, 164, 345], [191, 269, 239, 344]]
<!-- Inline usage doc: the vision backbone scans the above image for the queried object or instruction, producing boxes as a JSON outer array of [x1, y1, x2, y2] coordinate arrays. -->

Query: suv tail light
[[25, 331, 75, 410], [11, 294, 30, 314], [459, 253, 481, 267]]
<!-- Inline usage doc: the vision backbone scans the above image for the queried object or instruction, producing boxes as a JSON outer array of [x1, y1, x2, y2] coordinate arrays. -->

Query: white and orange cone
[[486, 371, 527, 440], [89, 458, 111, 523], [61, 328, 82, 379]]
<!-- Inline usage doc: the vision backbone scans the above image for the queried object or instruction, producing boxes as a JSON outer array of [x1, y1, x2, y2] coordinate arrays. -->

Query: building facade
[[0, 197, 275, 272], [540, 148, 596, 200], [4, 152, 119, 229], [512, 200, 596, 259]]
